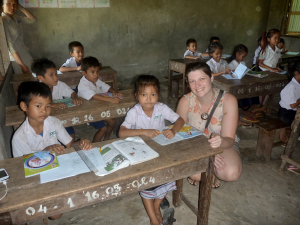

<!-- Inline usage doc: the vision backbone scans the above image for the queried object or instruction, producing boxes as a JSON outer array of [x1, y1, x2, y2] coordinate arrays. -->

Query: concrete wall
[[20, 0, 272, 87]]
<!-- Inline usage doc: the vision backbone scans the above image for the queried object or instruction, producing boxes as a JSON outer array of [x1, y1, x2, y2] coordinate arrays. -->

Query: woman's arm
[[12, 52, 30, 73], [18, 4, 36, 20], [176, 95, 189, 122]]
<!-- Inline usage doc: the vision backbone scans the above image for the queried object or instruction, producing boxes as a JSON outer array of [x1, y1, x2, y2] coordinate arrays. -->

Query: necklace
[[197, 90, 215, 120]]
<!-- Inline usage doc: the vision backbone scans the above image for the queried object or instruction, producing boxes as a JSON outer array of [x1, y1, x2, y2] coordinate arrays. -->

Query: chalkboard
[[19, 0, 110, 8]]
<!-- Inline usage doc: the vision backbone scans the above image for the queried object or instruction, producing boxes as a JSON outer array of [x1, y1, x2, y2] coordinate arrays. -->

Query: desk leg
[[0, 212, 12, 225], [198, 156, 214, 225], [168, 68, 173, 104], [266, 94, 274, 115], [172, 179, 183, 207]]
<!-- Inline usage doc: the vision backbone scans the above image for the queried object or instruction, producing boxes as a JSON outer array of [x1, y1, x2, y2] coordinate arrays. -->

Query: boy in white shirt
[[183, 39, 209, 59], [33, 58, 82, 141], [78, 56, 122, 142], [12, 81, 92, 220], [59, 41, 85, 73]]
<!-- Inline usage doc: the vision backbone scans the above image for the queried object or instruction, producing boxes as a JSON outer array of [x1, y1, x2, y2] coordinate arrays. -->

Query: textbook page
[[232, 63, 250, 79], [111, 137, 159, 165], [95, 144, 131, 176]]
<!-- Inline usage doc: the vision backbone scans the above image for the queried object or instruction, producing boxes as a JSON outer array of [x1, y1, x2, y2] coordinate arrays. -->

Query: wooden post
[[198, 156, 214, 225], [256, 129, 276, 161], [168, 60, 173, 104], [172, 179, 183, 207], [266, 94, 274, 115], [280, 107, 300, 171]]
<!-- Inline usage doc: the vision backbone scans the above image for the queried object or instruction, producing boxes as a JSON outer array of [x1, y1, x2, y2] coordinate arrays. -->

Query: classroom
[[0, 0, 299, 224]]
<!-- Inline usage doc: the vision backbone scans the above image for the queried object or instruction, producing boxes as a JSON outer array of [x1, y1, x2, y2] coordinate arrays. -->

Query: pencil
[[250, 65, 256, 70]]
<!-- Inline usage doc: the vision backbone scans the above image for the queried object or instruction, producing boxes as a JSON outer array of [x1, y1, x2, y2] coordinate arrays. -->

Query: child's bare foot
[[154, 207, 163, 224]]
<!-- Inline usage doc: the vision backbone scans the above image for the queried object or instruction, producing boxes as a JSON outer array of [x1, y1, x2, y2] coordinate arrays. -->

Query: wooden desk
[[213, 72, 289, 114], [280, 53, 300, 65], [0, 136, 221, 225], [6, 89, 135, 129], [168, 58, 209, 103], [10, 66, 118, 101]]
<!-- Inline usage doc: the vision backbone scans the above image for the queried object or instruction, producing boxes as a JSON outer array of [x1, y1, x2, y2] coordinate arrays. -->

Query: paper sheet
[[222, 74, 240, 80]]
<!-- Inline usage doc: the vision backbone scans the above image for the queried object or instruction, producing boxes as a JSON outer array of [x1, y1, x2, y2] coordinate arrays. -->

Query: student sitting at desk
[[78, 56, 122, 142], [33, 58, 82, 142], [59, 41, 85, 73], [119, 75, 185, 225], [277, 38, 287, 54], [177, 62, 242, 189], [183, 38, 209, 59], [12, 81, 92, 220], [206, 42, 231, 76], [252, 36, 262, 69], [278, 60, 300, 143], [205, 36, 220, 52]]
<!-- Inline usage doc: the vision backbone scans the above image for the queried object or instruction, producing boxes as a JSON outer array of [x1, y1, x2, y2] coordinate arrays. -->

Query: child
[[206, 42, 231, 76], [205, 36, 220, 52], [278, 60, 300, 142], [258, 29, 283, 73], [12, 81, 92, 220], [33, 58, 82, 142], [59, 41, 85, 73], [119, 75, 185, 225], [277, 38, 287, 54], [184, 39, 209, 59], [78, 56, 122, 142], [228, 44, 248, 71], [252, 37, 262, 68]]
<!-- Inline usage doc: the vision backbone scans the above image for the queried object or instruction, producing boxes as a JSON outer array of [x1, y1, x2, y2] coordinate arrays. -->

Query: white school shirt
[[52, 81, 74, 100], [121, 103, 180, 130], [253, 46, 261, 65], [228, 60, 246, 71], [12, 116, 72, 157], [206, 58, 229, 73], [78, 76, 111, 100], [279, 78, 300, 111], [61, 57, 80, 68], [183, 50, 201, 59], [258, 45, 281, 71]]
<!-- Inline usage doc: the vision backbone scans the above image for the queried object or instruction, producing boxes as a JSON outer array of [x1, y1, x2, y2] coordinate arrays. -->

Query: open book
[[24, 151, 59, 178], [246, 70, 268, 78], [95, 137, 159, 176], [53, 98, 75, 107], [152, 124, 203, 146]]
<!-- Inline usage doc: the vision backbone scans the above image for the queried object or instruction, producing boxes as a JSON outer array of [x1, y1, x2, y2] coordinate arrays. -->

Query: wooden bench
[[254, 118, 290, 161]]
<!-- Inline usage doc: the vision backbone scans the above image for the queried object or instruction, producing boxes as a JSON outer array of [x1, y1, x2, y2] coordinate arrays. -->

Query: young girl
[[119, 75, 185, 225], [258, 29, 283, 73], [206, 42, 231, 76], [228, 44, 248, 71], [277, 38, 287, 54], [278, 60, 300, 142]]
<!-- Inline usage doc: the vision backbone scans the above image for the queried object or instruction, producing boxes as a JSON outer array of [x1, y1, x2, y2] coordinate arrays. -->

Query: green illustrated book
[[53, 98, 75, 107], [24, 151, 60, 178]]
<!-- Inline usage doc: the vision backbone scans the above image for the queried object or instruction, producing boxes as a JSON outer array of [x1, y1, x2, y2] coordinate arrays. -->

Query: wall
[[267, 0, 300, 52], [20, 0, 272, 87]]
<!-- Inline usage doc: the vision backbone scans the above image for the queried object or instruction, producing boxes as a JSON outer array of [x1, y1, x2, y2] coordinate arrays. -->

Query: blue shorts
[[90, 120, 106, 129], [65, 126, 75, 135]]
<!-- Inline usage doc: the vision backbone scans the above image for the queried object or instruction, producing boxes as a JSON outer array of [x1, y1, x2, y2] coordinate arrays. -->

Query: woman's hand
[[208, 133, 222, 148], [20, 64, 30, 73], [214, 154, 227, 171]]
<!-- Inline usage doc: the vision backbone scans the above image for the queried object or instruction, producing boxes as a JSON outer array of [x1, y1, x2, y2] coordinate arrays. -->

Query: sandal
[[163, 208, 176, 225], [187, 177, 198, 186], [212, 175, 220, 189]]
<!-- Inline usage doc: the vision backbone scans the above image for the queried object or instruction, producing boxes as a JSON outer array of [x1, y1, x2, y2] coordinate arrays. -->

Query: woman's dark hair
[[228, 44, 248, 63], [31, 58, 56, 77], [133, 75, 161, 101], [207, 42, 223, 54], [261, 28, 280, 53], [185, 62, 212, 83]]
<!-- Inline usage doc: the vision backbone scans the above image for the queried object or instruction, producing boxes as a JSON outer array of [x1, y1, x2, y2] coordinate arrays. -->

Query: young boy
[[32, 58, 82, 141], [78, 56, 122, 142], [59, 41, 85, 73], [184, 39, 208, 59], [12, 81, 92, 158], [205, 36, 220, 52]]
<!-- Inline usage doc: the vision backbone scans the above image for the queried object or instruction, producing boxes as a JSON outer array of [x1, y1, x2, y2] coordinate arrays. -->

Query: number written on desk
[[116, 107, 128, 115], [101, 110, 111, 118], [84, 114, 94, 122]]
